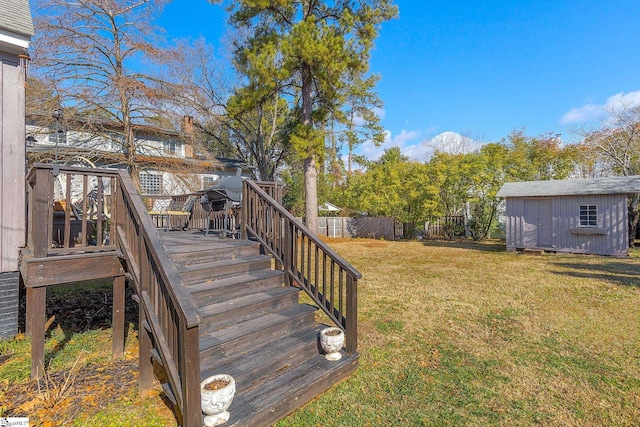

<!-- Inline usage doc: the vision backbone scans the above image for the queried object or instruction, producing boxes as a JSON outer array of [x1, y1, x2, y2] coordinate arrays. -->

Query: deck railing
[[242, 180, 360, 352], [143, 182, 283, 234], [26, 164, 119, 256], [25, 165, 201, 425], [115, 171, 201, 426]]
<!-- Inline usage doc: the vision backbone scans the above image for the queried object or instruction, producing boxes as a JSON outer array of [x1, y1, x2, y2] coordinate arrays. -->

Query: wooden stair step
[[187, 269, 284, 304], [225, 352, 359, 427], [199, 304, 317, 362], [167, 240, 260, 265], [200, 325, 323, 392], [197, 286, 301, 331], [179, 255, 273, 284]]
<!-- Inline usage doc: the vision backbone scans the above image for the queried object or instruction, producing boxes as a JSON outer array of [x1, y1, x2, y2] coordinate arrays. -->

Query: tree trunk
[[301, 63, 318, 234], [124, 118, 140, 190], [304, 155, 318, 233]]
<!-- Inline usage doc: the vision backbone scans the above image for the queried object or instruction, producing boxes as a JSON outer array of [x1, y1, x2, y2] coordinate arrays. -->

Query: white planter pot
[[201, 374, 236, 427], [320, 327, 345, 361]]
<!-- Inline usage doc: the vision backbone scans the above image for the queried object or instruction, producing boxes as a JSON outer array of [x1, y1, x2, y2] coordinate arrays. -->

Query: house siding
[[0, 271, 19, 339], [0, 51, 27, 273], [504, 194, 629, 256]]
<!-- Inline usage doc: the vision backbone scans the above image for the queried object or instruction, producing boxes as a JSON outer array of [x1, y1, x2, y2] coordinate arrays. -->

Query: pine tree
[[214, 0, 397, 232]]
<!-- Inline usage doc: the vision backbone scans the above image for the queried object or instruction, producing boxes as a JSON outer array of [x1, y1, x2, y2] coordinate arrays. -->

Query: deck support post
[[112, 275, 126, 358], [138, 303, 153, 396], [180, 324, 201, 427], [26, 286, 46, 380], [345, 275, 358, 354]]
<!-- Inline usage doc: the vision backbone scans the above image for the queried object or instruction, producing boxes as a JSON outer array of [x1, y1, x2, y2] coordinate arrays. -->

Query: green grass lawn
[[279, 239, 640, 426], [2, 239, 639, 426]]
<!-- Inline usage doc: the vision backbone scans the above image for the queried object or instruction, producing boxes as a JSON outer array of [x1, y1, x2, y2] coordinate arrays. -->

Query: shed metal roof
[[496, 176, 640, 198], [0, 0, 34, 37]]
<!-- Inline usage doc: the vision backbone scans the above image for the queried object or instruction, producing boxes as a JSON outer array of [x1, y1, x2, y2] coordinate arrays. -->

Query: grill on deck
[[200, 173, 244, 237]]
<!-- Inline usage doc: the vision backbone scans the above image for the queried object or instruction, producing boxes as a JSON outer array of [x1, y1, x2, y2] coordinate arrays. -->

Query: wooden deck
[[154, 230, 359, 426], [23, 165, 361, 426]]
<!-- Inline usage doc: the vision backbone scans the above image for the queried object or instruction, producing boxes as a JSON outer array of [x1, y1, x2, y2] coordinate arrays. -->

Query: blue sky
[[158, 0, 640, 161]]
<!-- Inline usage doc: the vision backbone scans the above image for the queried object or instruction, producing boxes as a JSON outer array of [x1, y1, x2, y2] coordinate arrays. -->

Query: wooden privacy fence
[[425, 215, 466, 238], [317, 217, 401, 240]]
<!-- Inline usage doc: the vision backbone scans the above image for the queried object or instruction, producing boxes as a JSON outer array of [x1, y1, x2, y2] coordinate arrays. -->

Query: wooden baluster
[[63, 173, 72, 248], [96, 178, 104, 246], [329, 261, 335, 317], [284, 221, 293, 287], [81, 175, 88, 246], [109, 176, 116, 245], [47, 169, 55, 253]]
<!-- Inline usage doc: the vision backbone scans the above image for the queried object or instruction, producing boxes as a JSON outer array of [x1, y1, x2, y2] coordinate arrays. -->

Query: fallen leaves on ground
[[3, 358, 138, 425]]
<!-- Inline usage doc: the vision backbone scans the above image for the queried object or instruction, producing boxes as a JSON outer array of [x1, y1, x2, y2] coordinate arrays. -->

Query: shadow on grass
[[420, 238, 507, 253], [549, 261, 640, 288], [18, 279, 139, 365]]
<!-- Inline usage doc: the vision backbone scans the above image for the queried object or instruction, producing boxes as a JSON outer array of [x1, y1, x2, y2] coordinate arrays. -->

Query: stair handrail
[[241, 180, 361, 353], [115, 170, 201, 426]]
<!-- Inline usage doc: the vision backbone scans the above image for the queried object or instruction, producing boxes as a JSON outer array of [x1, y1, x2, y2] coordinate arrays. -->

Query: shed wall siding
[[552, 194, 628, 255], [504, 194, 629, 256], [0, 51, 26, 272], [504, 198, 525, 250]]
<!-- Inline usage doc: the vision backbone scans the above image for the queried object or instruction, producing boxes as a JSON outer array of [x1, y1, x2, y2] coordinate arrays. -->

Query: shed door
[[524, 199, 553, 247]]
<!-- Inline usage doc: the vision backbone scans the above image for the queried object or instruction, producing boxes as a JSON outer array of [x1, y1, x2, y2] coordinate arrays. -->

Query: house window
[[140, 172, 163, 195], [49, 130, 67, 145], [579, 204, 597, 227], [164, 139, 178, 155]]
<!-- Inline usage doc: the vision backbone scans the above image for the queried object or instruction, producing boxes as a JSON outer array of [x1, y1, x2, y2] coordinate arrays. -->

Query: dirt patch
[[3, 282, 144, 425], [18, 281, 139, 334], [1, 358, 138, 425]]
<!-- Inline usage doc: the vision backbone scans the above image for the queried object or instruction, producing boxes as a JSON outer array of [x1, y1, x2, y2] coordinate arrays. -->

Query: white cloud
[[426, 131, 481, 155], [373, 107, 386, 120], [357, 129, 422, 161], [355, 130, 481, 163], [352, 107, 386, 127], [561, 90, 640, 124]]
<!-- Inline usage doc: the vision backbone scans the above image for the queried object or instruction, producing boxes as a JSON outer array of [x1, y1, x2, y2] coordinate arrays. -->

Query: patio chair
[[149, 195, 196, 231]]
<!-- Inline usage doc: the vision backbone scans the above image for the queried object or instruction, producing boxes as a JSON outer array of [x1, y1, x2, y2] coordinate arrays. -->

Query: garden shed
[[496, 176, 640, 256]]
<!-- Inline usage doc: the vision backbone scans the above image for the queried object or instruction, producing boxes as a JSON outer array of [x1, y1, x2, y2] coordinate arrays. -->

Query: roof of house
[[0, 0, 34, 37], [496, 176, 640, 198], [319, 202, 341, 212]]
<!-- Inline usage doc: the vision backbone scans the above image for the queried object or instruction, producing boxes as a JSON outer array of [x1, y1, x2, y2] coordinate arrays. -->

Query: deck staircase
[[162, 234, 359, 426], [24, 165, 360, 426]]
